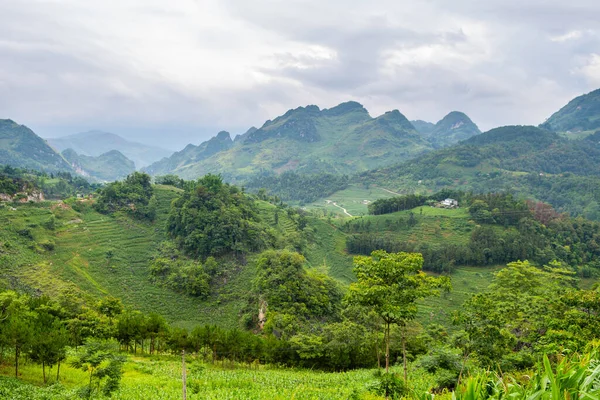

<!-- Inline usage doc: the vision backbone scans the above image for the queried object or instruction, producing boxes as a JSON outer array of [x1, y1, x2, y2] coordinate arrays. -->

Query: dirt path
[[326, 200, 353, 217], [380, 187, 402, 196]]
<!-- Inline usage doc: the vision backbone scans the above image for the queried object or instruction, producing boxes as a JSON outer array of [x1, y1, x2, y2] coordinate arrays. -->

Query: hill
[[61, 148, 136, 182], [542, 88, 600, 134], [47, 130, 171, 169], [356, 125, 600, 219], [143, 130, 233, 176], [411, 112, 481, 148], [426, 111, 481, 147], [0, 119, 73, 173], [144, 102, 433, 181]]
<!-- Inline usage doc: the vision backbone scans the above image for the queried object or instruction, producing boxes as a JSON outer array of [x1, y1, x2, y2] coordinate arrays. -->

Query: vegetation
[[0, 119, 74, 173], [94, 172, 156, 220], [0, 165, 97, 199], [47, 130, 171, 169], [166, 174, 267, 258], [417, 111, 481, 148], [61, 148, 135, 182], [246, 171, 349, 204], [541, 87, 600, 133], [143, 102, 434, 181]]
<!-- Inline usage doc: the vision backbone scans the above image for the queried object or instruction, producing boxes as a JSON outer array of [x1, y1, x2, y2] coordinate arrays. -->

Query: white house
[[440, 198, 458, 208]]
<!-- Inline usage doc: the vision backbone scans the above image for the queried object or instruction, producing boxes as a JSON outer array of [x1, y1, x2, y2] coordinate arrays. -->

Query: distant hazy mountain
[[541, 88, 600, 133], [62, 148, 135, 182], [417, 112, 481, 148], [411, 120, 436, 135], [145, 101, 433, 180], [0, 119, 73, 173], [47, 130, 171, 169]]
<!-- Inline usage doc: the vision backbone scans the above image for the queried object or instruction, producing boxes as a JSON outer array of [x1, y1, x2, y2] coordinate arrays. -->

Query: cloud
[[0, 0, 599, 149]]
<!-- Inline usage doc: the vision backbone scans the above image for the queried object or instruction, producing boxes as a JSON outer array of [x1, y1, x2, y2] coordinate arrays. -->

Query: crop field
[[0, 353, 442, 400], [417, 265, 502, 329]]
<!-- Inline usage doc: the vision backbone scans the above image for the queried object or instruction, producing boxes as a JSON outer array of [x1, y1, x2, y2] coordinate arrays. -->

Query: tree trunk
[[43, 361, 46, 384], [15, 346, 19, 378], [57, 359, 61, 382], [385, 322, 390, 374], [402, 324, 408, 383]]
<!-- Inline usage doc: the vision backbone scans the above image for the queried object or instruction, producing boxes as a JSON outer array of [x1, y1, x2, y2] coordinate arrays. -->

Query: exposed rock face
[[0, 190, 45, 202]]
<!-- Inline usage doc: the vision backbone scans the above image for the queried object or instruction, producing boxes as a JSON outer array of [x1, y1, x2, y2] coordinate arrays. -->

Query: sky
[[1, 0, 600, 150]]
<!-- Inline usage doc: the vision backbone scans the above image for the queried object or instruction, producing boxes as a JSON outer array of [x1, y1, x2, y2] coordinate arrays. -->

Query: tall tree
[[347, 250, 450, 379]]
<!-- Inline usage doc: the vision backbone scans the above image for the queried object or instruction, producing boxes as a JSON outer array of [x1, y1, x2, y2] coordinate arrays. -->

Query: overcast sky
[[2, 0, 600, 150]]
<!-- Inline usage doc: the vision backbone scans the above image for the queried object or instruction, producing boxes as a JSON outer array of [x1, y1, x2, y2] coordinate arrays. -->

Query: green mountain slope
[[416, 111, 481, 148], [357, 125, 600, 218], [428, 111, 481, 147], [0, 119, 74, 173], [62, 148, 136, 182], [144, 102, 433, 181], [47, 130, 171, 169], [411, 120, 435, 135], [542, 88, 600, 134], [143, 131, 233, 176]]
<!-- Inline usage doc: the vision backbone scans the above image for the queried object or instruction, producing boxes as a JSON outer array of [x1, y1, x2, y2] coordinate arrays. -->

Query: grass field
[[305, 184, 396, 216], [334, 206, 476, 248], [0, 352, 442, 400]]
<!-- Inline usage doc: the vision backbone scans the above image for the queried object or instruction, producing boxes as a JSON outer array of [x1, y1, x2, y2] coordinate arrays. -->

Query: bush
[[369, 372, 407, 399]]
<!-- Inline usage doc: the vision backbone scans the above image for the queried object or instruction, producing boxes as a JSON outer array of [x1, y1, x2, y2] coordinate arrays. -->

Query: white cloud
[[0, 0, 599, 148]]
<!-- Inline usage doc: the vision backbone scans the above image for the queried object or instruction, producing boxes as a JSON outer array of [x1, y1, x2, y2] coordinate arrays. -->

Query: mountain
[[358, 124, 600, 218], [0, 119, 73, 173], [411, 120, 435, 135], [542, 88, 600, 134], [144, 101, 433, 180], [47, 130, 171, 169], [144, 131, 234, 176], [62, 148, 135, 181], [419, 111, 481, 148]]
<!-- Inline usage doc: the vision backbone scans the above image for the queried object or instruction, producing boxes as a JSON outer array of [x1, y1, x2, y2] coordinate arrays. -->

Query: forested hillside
[[356, 125, 600, 219], [143, 102, 434, 181], [61, 149, 135, 182], [0, 120, 73, 174]]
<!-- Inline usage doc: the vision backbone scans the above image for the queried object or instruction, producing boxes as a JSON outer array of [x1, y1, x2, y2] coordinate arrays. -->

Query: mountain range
[[62, 148, 135, 181], [144, 102, 480, 180], [47, 130, 171, 169], [2, 87, 600, 201]]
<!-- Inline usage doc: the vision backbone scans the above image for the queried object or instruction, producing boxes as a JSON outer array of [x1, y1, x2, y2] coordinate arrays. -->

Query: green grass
[[417, 265, 502, 329], [0, 353, 442, 399], [0, 188, 255, 329], [336, 206, 475, 247], [304, 184, 395, 217], [304, 217, 354, 283]]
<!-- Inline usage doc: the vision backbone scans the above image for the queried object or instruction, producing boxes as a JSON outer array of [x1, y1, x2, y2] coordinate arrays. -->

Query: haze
[[1, 0, 599, 150]]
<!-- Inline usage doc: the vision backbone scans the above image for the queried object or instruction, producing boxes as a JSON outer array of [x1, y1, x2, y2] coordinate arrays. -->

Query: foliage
[[0, 119, 74, 173], [246, 171, 349, 204], [255, 250, 343, 331], [94, 171, 156, 220], [70, 339, 126, 398], [61, 148, 135, 182], [149, 242, 211, 298], [347, 250, 451, 374]]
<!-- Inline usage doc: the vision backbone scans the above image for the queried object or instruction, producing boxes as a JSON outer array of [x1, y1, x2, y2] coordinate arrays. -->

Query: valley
[[1, 88, 600, 399]]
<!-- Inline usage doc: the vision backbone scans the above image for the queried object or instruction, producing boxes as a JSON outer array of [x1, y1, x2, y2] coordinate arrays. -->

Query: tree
[[29, 317, 68, 383], [0, 291, 34, 378], [70, 339, 125, 398], [347, 250, 450, 379]]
